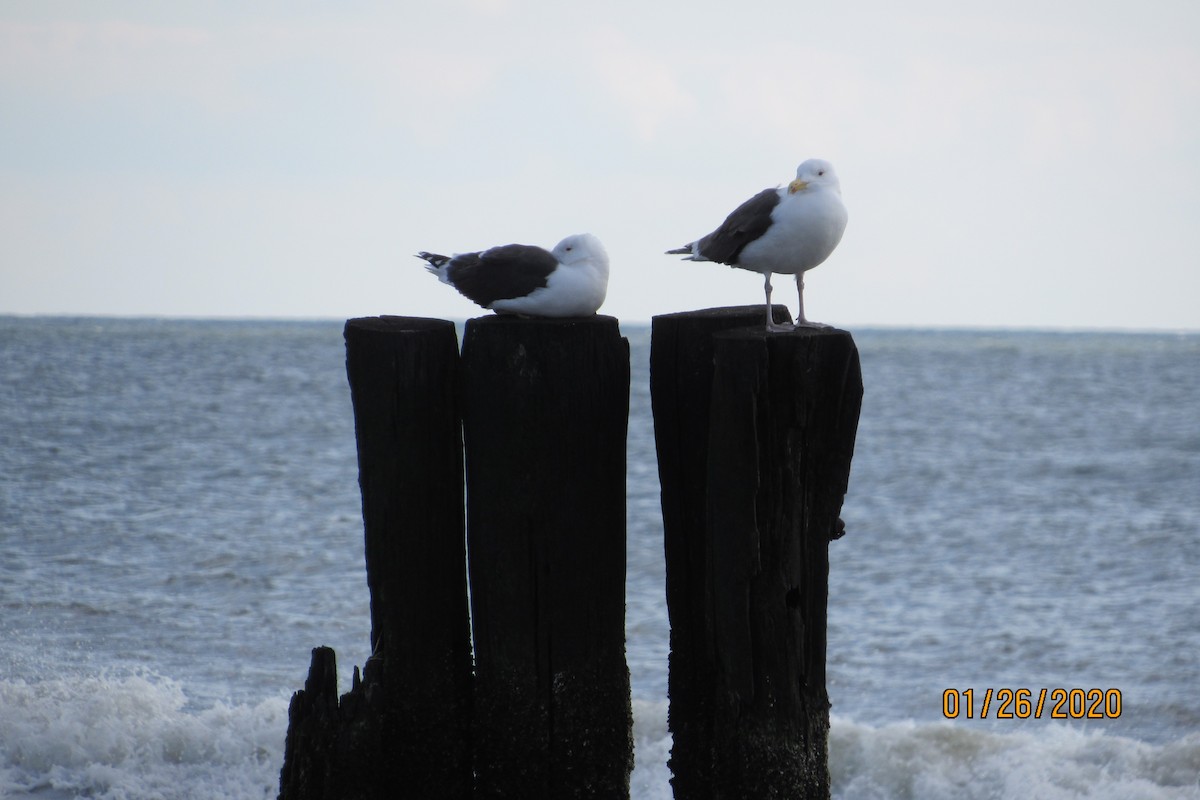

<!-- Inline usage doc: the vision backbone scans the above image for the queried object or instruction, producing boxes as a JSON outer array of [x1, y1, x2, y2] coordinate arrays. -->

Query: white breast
[[491, 260, 609, 317], [736, 188, 848, 276]]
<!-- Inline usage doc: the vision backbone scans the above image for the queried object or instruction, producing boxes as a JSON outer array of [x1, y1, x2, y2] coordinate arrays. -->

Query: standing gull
[[418, 233, 609, 317], [667, 159, 848, 331]]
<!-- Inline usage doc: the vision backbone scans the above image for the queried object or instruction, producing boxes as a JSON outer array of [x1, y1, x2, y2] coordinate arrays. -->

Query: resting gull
[[418, 233, 609, 318]]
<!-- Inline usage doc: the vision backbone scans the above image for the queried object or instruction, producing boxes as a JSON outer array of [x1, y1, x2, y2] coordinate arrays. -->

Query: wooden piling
[[279, 316, 473, 800], [650, 306, 862, 800], [460, 315, 633, 799], [649, 305, 791, 798]]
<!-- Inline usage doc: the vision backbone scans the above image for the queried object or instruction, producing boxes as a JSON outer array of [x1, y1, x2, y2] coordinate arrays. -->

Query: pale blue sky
[[2, 1, 1198, 330]]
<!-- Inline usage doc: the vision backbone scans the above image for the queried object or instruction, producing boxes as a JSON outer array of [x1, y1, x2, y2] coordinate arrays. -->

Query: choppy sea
[[1, 316, 1197, 799]]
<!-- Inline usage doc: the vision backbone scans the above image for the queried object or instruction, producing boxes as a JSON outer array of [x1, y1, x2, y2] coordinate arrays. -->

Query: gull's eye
[[818, 170, 825, 176]]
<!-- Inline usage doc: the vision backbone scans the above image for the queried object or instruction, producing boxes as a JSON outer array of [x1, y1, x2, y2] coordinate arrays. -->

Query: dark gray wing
[[695, 188, 780, 265], [445, 244, 559, 307]]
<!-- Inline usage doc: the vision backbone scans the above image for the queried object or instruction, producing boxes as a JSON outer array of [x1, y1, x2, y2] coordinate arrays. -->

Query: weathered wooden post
[[461, 315, 633, 799], [649, 305, 790, 797], [279, 316, 473, 800], [651, 306, 861, 800]]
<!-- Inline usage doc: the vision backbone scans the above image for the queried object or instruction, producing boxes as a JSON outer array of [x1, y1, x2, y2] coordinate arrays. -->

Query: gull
[[418, 233, 609, 317], [667, 159, 847, 331]]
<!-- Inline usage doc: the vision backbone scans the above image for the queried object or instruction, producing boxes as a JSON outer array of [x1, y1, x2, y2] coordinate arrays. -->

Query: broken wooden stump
[[279, 316, 472, 800]]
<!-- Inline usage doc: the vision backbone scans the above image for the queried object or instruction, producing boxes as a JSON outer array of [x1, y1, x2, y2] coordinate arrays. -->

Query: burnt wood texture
[[650, 306, 862, 800]]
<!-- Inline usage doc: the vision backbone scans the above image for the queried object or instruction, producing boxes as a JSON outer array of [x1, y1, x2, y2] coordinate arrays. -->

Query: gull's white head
[[552, 233, 609, 270], [788, 159, 840, 195]]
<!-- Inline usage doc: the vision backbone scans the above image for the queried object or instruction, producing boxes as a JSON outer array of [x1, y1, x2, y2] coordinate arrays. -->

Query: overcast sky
[[2, 1, 1198, 330]]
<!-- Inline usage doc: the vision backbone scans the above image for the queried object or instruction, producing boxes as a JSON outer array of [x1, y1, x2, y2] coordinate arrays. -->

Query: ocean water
[[1, 316, 1197, 799]]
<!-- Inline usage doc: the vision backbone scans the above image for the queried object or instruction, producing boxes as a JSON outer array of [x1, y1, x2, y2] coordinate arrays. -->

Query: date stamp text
[[942, 688, 1122, 720]]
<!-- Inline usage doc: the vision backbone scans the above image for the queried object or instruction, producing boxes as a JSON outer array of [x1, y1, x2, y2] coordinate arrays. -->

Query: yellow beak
[[788, 178, 808, 194]]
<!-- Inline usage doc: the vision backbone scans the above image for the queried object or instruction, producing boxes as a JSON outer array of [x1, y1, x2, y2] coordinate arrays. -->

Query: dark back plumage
[[695, 188, 781, 265], [440, 244, 559, 307]]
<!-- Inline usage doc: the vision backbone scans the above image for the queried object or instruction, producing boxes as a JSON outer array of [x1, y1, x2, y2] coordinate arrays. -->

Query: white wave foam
[[631, 699, 673, 800], [0, 674, 289, 800], [3, 679, 1196, 800], [830, 715, 1200, 800]]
